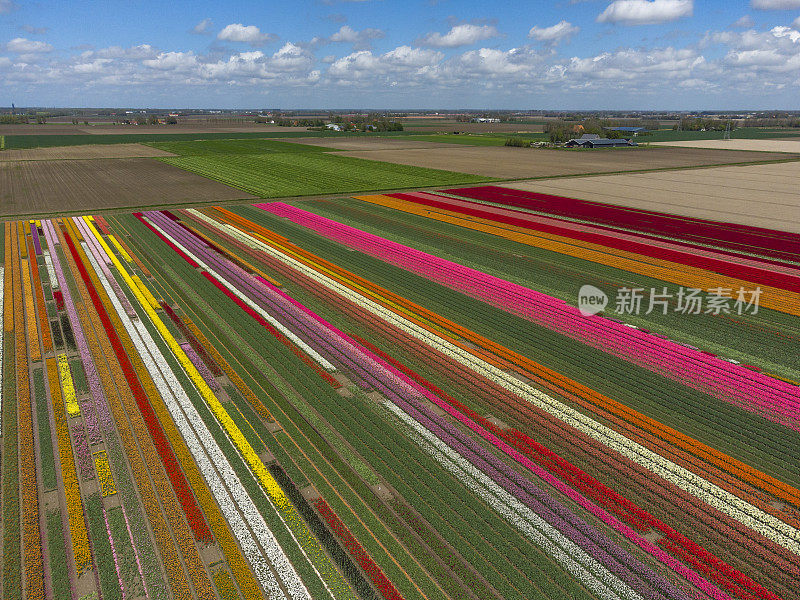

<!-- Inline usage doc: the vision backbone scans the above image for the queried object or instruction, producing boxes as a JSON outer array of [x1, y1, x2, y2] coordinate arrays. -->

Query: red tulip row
[[443, 185, 800, 263], [313, 498, 405, 600], [60, 225, 213, 542]]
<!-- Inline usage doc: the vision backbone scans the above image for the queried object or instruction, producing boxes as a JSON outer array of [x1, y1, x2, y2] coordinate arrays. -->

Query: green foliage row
[[46, 510, 72, 600], [160, 152, 492, 198], [85, 494, 123, 600], [34, 367, 58, 491]]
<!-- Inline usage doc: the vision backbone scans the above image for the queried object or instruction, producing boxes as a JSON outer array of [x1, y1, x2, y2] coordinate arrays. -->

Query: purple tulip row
[[145, 211, 694, 600], [258, 202, 800, 429], [180, 342, 220, 391], [72, 422, 95, 481]]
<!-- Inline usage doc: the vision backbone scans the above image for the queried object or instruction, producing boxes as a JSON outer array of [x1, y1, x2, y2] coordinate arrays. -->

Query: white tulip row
[[43, 252, 58, 290], [141, 215, 336, 372], [385, 399, 638, 600], [205, 211, 800, 556], [75, 218, 306, 600]]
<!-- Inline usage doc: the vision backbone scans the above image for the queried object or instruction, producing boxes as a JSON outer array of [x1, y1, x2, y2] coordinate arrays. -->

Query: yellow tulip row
[[47, 356, 93, 574], [94, 216, 347, 595], [14, 225, 45, 599], [59, 217, 209, 600], [85, 216, 265, 600], [57, 353, 81, 417], [93, 450, 117, 497], [132, 274, 161, 311], [108, 234, 133, 264]]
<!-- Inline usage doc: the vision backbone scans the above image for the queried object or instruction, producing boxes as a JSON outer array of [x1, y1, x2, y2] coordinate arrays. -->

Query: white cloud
[[328, 45, 443, 80], [327, 25, 385, 49], [217, 23, 274, 46], [794, 15, 800, 26], [143, 51, 199, 71], [731, 15, 755, 27], [597, 0, 693, 25], [417, 24, 500, 47], [6, 37, 53, 53], [191, 18, 213, 35], [528, 20, 580, 44], [751, 0, 800, 8]]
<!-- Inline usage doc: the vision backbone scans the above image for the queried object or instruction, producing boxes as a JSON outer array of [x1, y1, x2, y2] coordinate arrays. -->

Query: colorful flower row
[[313, 498, 405, 600], [94, 450, 117, 497]]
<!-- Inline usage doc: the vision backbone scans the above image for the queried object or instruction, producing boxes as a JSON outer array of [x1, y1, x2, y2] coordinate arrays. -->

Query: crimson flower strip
[[443, 186, 800, 262], [59, 224, 212, 542], [389, 191, 800, 292]]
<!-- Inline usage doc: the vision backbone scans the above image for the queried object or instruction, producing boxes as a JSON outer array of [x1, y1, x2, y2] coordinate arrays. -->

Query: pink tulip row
[[258, 202, 800, 430]]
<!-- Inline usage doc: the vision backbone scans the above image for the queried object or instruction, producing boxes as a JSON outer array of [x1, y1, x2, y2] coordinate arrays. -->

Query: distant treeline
[[544, 119, 642, 143]]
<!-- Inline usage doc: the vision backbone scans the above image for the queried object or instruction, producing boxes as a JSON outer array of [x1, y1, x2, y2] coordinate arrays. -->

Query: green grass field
[[147, 138, 340, 155], [159, 150, 493, 197]]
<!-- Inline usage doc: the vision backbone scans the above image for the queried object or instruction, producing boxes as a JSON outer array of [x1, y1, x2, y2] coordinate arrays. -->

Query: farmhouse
[[565, 135, 638, 148]]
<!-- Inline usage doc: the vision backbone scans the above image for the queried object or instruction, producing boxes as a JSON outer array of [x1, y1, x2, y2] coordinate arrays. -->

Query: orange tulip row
[[26, 235, 53, 355]]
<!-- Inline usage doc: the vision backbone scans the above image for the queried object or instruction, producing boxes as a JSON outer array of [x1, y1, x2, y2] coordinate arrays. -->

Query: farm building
[[606, 126, 648, 135], [565, 137, 638, 148]]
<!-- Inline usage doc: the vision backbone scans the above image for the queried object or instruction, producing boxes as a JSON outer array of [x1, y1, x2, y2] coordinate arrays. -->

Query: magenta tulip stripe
[[257, 201, 800, 431], [2, 197, 798, 600]]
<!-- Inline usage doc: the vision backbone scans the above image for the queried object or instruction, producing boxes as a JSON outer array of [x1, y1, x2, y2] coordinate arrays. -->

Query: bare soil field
[[281, 137, 456, 151], [654, 138, 800, 153], [0, 143, 175, 161], [0, 157, 255, 217], [500, 161, 800, 233], [336, 145, 799, 179]]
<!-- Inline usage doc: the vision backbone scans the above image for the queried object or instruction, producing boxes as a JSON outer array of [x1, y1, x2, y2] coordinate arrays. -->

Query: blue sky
[[2, 0, 800, 109]]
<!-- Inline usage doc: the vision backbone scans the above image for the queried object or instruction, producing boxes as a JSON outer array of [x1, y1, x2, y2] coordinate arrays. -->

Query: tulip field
[[1, 184, 798, 600]]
